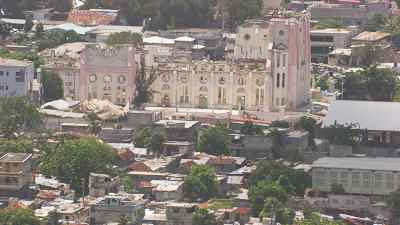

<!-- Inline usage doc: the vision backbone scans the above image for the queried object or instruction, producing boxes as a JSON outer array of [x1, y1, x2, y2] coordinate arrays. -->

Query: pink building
[[268, 12, 311, 109], [79, 44, 136, 105]]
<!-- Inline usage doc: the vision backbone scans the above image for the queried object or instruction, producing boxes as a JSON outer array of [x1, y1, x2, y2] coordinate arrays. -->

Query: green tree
[[260, 197, 295, 225], [226, 0, 263, 30], [198, 126, 230, 155], [240, 121, 264, 135], [0, 49, 43, 68], [149, 131, 166, 156], [363, 14, 386, 32], [41, 70, 64, 102], [121, 175, 134, 193], [106, 32, 143, 46], [135, 127, 153, 148], [249, 180, 288, 216], [86, 112, 102, 136], [24, 16, 34, 32], [0, 97, 42, 138], [270, 120, 290, 128], [35, 23, 44, 38], [322, 122, 361, 146], [0, 137, 34, 153], [0, 208, 40, 225], [46, 211, 61, 225], [295, 116, 317, 148], [40, 138, 115, 194], [387, 189, 400, 224], [192, 208, 217, 225], [183, 165, 218, 201], [313, 19, 346, 29], [133, 59, 157, 109], [249, 160, 311, 196]]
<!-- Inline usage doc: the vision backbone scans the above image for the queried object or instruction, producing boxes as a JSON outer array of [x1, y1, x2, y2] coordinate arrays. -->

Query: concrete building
[[150, 11, 311, 112], [43, 43, 137, 104], [309, 0, 391, 25], [89, 193, 145, 225], [0, 153, 33, 197], [312, 157, 400, 195], [79, 44, 137, 105], [165, 202, 197, 225], [310, 28, 353, 63], [150, 180, 184, 201], [234, 19, 270, 61], [88, 173, 119, 197], [0, 58, 40, 100], [41, 42, 87, 100]]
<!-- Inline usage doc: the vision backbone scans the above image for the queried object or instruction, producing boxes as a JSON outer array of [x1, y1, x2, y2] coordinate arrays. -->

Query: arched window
[[282, 73, 286, 88], [276, 73, 280, 88]]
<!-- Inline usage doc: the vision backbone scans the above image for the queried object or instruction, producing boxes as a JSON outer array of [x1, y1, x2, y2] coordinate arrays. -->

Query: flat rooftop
[[312, 157, 400, 172], [154, 120, 199, 128], [0, 153, 32, 163], [352, 31, 390, 42], [311, 28, 351, 34], [0, 57, 33, 67]]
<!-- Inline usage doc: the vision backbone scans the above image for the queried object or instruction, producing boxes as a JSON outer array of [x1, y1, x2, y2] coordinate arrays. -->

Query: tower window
[[276, 73, 280, 88]]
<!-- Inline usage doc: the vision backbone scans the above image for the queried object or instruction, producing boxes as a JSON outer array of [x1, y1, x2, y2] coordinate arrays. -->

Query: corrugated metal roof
[[312, 157, 400, 171], [322, 100, 400, 131]]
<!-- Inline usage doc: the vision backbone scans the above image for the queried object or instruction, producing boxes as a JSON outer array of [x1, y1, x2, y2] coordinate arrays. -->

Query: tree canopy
[[343, 66, 397, 101], [78, 0, 263, 30], [0, 137, 34, 153], [40, 138, 115, 194], [260, 197, 295, 225], [183, 165, 218, 201], [106, 32, 143, 46], [0, 208, 40, 225], [295, 116, 317, 148], [0, 97, 42, 138], [249, 180, 288, 216], [249, 160, 311, 196], [192, 208, 217, 225], [41, 70, 64, 103], [198, 126, 230, 155], [240, 121, 264, 135], [134, 127, 166, 156]]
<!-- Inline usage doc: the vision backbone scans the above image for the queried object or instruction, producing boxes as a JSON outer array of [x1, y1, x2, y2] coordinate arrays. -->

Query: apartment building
[[0, 58, 40, 100], [0, 153, 33, 197]]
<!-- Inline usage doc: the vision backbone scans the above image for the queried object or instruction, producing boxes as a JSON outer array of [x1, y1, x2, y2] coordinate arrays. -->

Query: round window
[[89, 74, 97, 83], [104, 75, 112, 83]]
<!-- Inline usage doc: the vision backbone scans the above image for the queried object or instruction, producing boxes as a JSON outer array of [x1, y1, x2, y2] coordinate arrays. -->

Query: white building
[[150, 11, 311, 112], [312, 157, 400, 195], [0, 58, 40, 100]]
